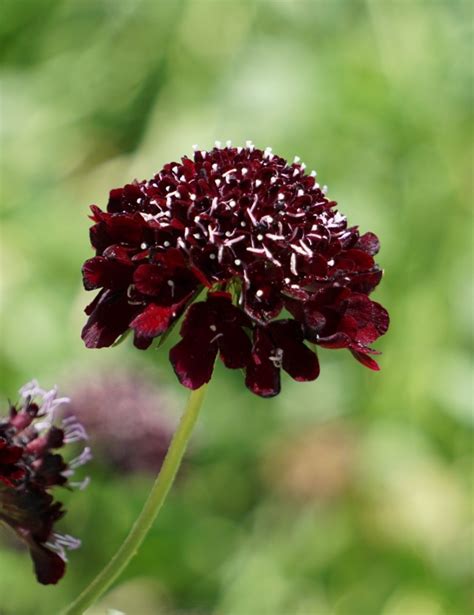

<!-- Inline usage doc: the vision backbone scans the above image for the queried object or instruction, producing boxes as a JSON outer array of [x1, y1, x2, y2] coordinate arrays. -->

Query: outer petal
[[349, 268, 383, 294], [245, 328, 280, 397], [133, 264, 166, 295], [129, 303, 175, 339], [81, 291, 140, 348], [270, 321, 320, 382], [218, 325, 252, 369], [30, 542, 66, 585], [82, 256, 133, 291], [356, 232, 380, 256], [243, 260, 284, 323], [350, 349, 380, 371], [169, 337, 218, 389]]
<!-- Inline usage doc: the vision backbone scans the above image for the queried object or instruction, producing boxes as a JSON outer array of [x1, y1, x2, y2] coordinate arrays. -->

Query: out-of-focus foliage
[[0, 1, 472, 614]]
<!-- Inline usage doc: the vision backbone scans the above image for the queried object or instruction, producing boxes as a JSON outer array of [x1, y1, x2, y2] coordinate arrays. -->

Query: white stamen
[[215, 140, 222, 148], [225, 235, 246, 246], [270, 176, 277, 184], [256, 289, 264, 298], [263, 244, 282, 266], [222, 168, 237, 177], [269, 347, 284, 368], [297, 189, 304, 197], [247, 208, 258, 227], [215, 179, 221, 187], [291, 244, 308, 256], [328, 259, 335, 266], [210, 197, 218, 213], [163, 241, 170, 247], [210, 325, 217, 332], [226, 140, 232, 147], [234, 259, 241, 266], [70, 477, 91, 491], [68, 447, 93, 470], [290, 252, 298, 276], [212, 163, 218, 171], [241, 167, 248, 175], [192, 144, 198, 151], [209, 253, 216, 260], [293, 156, 300, 163], [322, 185, 328, 194], [266, 233, 285, 241], [299, 239, 313, 257], [255, 179, 262, 187], [140, 242, 148, 249], [310, 170, 317, 177]]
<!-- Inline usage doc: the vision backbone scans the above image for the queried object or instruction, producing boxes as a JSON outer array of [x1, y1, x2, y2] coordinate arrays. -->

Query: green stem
[[62, 384, 207, 615]]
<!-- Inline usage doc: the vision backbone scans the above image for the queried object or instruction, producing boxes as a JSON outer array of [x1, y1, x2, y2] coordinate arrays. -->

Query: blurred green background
[[0, 1, 472, 614]]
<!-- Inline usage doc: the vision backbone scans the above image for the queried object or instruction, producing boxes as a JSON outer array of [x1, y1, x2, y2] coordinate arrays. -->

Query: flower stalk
[[62, 384, 207, 615]]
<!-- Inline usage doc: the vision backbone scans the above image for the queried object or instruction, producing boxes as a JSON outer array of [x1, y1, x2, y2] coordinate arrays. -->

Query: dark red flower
[[0, 381, 90, 584], [82, 142, 389, 395]]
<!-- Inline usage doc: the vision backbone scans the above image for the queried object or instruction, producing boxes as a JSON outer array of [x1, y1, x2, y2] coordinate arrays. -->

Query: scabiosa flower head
[[0, 381, 90, 584], [82, 142, 389, 396]]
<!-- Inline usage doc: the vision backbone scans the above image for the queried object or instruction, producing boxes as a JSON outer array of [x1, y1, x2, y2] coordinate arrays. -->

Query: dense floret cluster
[[0, 382, 89, 584], [82, 143, 389, 396]]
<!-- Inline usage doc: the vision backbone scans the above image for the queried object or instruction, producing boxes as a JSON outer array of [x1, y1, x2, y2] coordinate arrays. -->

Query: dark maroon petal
[[218, 326, 252, 369], [179, 300, 215, 338], [245, 328, 280, 397], [169, 337, 218, 389], [81, 291, 140, 348], [82, 256, 133, 291], [244, 261, 284, 323], [0, 441, 23, 464], [350, 349, 380, 371], [129, 303, 176, 338], [344, 295, 389, 344], [30, 543, 66, 585], [282, 340, 319, 382], [349, 268, 383, 294], [356, 232, 380, 255], [317, 332, 352, 348], [268, 320, 320, 382], [134, 264, 166, 295], [334, 249, 374, 272]]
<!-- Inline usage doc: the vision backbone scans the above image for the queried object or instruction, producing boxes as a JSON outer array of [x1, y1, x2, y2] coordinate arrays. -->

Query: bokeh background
[[0, 1, 472, 614]]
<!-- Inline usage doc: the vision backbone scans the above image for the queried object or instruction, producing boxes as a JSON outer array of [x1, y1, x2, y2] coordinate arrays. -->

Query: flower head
[[82, 142, 389, 396], [0, 381, 90, 584]]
